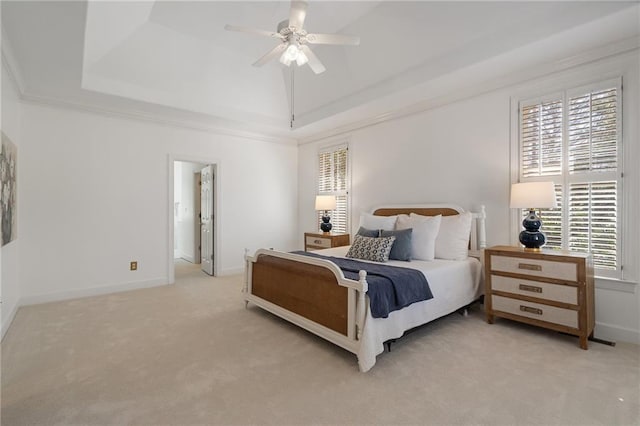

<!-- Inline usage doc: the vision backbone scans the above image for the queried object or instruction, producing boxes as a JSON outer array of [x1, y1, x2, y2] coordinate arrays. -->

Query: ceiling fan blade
[[300, 45, 326, 74], [289, 0, 308, 30], [306, 33, 360, 46], [224, 24, 282, 39], [253, 43, 288, 67]]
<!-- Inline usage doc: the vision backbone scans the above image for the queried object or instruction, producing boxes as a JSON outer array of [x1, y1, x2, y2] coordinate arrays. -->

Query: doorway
[[169, 156, 219, 282]]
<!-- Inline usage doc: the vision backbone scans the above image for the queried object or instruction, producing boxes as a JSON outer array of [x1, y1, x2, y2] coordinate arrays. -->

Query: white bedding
[[314, 246, 483, 372]]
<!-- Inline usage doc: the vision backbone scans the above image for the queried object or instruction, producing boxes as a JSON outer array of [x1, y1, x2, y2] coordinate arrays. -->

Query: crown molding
[[298, 36, 640, 146], [1, 28, 26, 95], [19, 92, 298, 146]]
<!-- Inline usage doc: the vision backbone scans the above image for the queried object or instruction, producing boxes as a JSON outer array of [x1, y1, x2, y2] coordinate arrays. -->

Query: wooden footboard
[[252, 254, 349, 335], [244, 249, 368, 354]]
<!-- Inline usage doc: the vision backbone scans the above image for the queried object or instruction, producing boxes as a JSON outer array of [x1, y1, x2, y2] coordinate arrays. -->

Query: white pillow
[[358, 213, 397, 231], [435, 212, 473, 260], [397, 214, 442, 261]]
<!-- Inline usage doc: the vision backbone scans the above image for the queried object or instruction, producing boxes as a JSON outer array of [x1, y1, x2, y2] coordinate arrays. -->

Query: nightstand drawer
[[492, 295, 578, 329], [491, 255, 577, 282], [305, 235, 331, 248], [491, 275, 577, 305]]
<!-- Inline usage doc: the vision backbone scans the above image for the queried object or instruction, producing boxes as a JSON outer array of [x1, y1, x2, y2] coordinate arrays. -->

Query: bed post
[[478, 205, 487, 249], [356, 270, 368, 340], [243, 248, 250, 308], [470, 205, 487, 252]]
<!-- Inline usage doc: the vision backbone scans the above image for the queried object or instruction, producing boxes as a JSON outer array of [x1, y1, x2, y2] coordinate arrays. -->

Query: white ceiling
[[2, 1, 638, 140]]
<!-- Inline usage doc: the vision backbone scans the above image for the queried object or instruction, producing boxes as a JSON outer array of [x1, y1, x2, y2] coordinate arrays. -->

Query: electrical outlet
[[130, 261, 138, 271]]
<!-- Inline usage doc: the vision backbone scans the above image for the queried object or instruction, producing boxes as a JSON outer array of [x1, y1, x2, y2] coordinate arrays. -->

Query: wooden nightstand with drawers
[[304, 232, 350, 252], [485, 245, 595, 349]]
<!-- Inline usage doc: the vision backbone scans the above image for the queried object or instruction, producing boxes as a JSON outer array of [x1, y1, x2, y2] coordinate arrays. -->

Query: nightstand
[[304, 232, 350, 251], [484, 245, 595, 349]]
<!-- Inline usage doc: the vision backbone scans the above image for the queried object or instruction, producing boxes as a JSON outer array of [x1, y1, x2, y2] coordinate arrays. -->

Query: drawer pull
[[314, 239, 322, 244], [519, 284, 542, 293], [518, 263, 542, 271], [520, 305, 543, 315]]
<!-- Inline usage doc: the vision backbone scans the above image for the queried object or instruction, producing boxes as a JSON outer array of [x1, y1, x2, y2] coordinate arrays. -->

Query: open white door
[[200, 165, 214, 275], [193, 172, 202, 264]]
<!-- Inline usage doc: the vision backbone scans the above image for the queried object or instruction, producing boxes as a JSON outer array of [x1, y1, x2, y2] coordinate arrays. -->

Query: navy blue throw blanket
[[292, 251, 433, 318]]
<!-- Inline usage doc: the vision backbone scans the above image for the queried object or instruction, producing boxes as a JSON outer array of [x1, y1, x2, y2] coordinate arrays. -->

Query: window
[[317, 144, 349, 233], [517, 79, 622, 277]]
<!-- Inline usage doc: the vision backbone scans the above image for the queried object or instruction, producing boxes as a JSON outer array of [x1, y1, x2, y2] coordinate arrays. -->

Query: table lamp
[[510, 182, 557, 251], [315, 195, 337, 233]]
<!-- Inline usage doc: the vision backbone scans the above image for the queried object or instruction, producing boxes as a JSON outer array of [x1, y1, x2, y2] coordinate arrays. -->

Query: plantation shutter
[[568, 88, 618, 173], [568, 182, 617, 270], [317, 145, 349, 233], [517, 80, 621, 275], [566, 86, 619, 271], [520, 100, 563, 177]]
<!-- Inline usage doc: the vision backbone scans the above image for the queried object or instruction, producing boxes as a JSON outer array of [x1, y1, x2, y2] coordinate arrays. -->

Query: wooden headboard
[[370, 204, 486, 252], [373, 206, 462, 217]]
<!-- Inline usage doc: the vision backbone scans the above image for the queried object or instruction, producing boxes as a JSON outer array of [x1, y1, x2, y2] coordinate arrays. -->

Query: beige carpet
[[2, 260, 639, 425]]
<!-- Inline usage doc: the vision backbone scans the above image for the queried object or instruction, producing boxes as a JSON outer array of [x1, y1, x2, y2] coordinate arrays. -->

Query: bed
[[243, 204, 487, 372]]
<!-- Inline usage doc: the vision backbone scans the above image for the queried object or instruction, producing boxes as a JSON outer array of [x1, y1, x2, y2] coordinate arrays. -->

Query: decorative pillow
[[435, 212, 473, 260], [346, 235, 396, 263], [396, 214, 442, 261], [380, 228, 413, 261], [356, 226, 380, 238], [358, 213, 397, 231]]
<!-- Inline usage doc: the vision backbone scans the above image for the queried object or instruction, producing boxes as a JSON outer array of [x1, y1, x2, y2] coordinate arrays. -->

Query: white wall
[[18, 102, 298, 304], [1, 62, 22, 337], [298, 89, 510, 247], [297, 51, 640, 344]]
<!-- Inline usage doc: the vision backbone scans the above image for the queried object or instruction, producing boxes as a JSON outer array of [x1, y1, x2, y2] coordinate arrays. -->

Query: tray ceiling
[[2, 1, 638, 139]]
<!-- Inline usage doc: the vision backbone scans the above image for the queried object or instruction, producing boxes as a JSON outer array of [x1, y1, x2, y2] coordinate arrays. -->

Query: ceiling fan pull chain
[[290, 66, 295, 129]]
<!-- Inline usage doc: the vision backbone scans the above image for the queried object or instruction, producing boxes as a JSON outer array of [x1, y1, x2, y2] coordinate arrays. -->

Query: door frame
[[167, 154, 220, 283]]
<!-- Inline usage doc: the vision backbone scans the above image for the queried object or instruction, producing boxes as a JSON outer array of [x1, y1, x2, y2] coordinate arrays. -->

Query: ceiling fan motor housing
[[277, 19, 291, 34]]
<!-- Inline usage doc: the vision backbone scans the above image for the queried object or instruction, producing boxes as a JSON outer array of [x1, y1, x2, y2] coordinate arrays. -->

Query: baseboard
[[595, 321, 640, 345], [180, 255, 195, 263], [1, 301, 20, 341], [20, 278, 169, 307]]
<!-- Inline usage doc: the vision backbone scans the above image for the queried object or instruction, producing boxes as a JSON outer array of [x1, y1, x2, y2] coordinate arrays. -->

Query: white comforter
[[314, 246, 483, 372]]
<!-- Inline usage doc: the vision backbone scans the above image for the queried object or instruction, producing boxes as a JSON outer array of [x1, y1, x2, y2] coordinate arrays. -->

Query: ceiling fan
[[224, 0, 360, 74]]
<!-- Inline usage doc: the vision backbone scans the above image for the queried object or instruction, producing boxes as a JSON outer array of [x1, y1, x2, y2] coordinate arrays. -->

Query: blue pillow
[[356, 226, 379, 238], [380, 228, 413, 261]]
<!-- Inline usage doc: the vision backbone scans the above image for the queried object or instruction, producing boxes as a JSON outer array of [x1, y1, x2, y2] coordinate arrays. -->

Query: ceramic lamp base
[[519, 209, 546, 250], [320, 214, 332, 233]]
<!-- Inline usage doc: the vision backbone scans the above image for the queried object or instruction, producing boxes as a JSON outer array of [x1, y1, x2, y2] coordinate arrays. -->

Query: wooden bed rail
[[244, 249, 368, 354]]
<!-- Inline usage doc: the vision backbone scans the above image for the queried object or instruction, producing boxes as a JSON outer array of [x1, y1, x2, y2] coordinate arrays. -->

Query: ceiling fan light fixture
[[283, 43, 301, 61], [296, 51, 308, 66], [279, 53, 292, 66], [279, 42, 308, 67]]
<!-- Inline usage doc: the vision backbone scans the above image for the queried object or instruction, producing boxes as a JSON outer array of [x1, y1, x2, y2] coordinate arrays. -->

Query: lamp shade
[[510, 182, 557, 209], [315, 195, 336, 211]]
